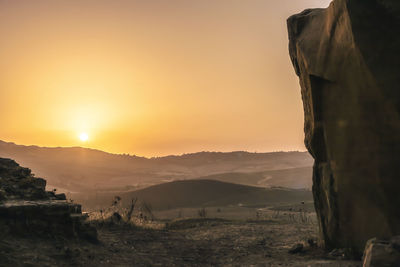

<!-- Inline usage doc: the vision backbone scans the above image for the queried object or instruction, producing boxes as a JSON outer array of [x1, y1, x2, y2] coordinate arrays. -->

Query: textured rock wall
[[0, 158, 96, 241], [287, 0, 400, 254], [0, 158, 48, 200]]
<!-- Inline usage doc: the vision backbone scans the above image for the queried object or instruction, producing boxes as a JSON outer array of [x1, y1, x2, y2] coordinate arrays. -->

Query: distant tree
[[198, 207, 207, 218]]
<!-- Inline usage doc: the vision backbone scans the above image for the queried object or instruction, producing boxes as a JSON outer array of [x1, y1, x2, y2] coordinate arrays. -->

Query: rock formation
[[362, 237, 400, 267], [0, 158, 96, 240], [287, 0, 400, 254], [0, 158, 65, 201]]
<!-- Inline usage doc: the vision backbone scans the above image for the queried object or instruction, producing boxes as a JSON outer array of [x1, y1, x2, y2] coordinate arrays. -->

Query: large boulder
[[362, 237, 400, 267], [287, 0, 400, 254]]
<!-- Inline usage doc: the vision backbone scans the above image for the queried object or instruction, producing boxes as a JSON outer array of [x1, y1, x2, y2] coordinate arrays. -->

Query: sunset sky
[[0, 0, 331, 157]]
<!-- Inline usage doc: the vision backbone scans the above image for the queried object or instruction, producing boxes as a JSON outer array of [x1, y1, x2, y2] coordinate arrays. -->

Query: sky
[[0, 0, 331, 157]]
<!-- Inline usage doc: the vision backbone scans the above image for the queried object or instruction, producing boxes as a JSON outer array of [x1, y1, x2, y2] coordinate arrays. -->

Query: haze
[[0, 0, 330, 157]]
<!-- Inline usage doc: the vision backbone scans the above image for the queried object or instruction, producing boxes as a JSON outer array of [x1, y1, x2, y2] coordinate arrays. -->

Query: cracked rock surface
[[0, 158, 96, 241], [288, 0, 400, 255]]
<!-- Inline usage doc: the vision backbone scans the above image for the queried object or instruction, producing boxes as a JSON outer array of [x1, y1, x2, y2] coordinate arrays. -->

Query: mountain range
[[0, 140, 313, 194]]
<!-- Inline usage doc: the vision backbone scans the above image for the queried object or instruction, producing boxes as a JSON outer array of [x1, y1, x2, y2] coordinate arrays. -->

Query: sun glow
[[79, 132, 89, 142], [0, 0, 325, 156]]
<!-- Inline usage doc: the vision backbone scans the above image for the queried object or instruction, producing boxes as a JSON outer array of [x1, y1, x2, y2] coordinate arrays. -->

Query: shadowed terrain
[[73, 179, 313, 210], [0, 217, 361, 267]]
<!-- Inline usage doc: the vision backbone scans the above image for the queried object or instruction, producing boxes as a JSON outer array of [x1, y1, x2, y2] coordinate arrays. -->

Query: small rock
[[328, 248, 346, 259], [288, 243, 303, 254], [390, 236, 400, 251], [363, 237, 400, 267], [307, 238, 316, 247], [55, 193, 66, 200]]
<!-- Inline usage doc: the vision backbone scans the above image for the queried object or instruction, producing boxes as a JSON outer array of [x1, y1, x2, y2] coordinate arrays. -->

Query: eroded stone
[[362, 237, 400, 267], [288, 0, 400, 254], [0, 158, 97, 241]]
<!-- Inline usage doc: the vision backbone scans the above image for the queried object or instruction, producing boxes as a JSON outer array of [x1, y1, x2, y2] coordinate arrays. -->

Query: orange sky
[[0, 0, 331, 157]]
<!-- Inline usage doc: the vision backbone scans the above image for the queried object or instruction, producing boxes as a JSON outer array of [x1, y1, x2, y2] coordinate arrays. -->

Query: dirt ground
[[0, 215, 361, 267]]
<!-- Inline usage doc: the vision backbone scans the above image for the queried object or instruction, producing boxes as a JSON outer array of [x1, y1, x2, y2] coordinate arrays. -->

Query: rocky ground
[[0, 158, 359, 266], [0, 216, 361, 266]]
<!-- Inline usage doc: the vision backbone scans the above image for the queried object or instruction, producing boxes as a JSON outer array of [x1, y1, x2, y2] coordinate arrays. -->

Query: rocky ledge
[[0, 158, 96, 241]]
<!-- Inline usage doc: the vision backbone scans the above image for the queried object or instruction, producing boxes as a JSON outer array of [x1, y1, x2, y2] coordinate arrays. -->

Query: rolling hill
[[121, 179, 313, 210], [0, 140, 313, 193], [74, 179, 313, 210]]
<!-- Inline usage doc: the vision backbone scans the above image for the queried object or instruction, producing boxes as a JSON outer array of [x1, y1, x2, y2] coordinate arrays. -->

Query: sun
[[79, 132, 89, 142]]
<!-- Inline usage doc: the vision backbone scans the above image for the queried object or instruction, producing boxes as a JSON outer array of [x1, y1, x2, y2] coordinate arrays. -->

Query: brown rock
[[288, 0, 400, 254], [288, 243, 304, 254], [55, 193, 67, 200], [0, 158, 48, 200], [362, 238, 400, 267], [0, 158, 97, 241]]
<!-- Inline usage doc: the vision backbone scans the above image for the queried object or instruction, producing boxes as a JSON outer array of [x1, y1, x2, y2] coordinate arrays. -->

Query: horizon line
[[0, 139, 309, 160]]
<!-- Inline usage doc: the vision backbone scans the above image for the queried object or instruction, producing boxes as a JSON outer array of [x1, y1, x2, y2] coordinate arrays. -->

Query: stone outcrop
[[362, 237, 400, 267], [0, 158, 96, 241], [287, 0, 400, 254], [0, 158, 65, 201]]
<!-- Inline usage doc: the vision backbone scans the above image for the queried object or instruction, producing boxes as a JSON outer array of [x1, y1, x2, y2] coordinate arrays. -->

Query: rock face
[[0, 158, 62, 201], [287, 0, 400, 254], [0, 158, 96, 240]]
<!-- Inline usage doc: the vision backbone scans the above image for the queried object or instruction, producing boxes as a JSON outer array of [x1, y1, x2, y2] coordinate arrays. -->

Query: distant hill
[[0, 140, 313, 193], [114, 179, 313, 210], [195, 167, 313, 189]]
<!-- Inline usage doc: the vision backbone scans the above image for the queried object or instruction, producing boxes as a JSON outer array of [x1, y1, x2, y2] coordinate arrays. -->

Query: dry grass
[[87, 197, 165, 230]]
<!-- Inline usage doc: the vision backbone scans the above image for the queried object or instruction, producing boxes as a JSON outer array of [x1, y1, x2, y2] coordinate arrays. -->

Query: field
[[152, 204, 314, 222], [0, 202, 361, 266]]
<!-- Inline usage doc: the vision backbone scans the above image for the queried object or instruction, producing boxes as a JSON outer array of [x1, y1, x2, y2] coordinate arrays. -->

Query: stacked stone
[[0, 158, 63, 200], [0, 158, 96, 241]]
